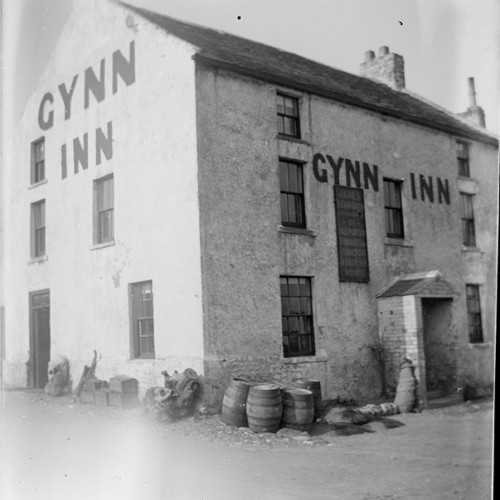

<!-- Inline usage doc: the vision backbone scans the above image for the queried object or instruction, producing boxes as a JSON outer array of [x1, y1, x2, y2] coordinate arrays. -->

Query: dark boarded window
[[94, 175, 114, 244], [466, 285, 483, 343], [334, 185, 369, 282], [280, 276, 315, 357], [31, 138, 45, 184], [277, 93, 300, 138], [460, 193, 475, 247], [383, 179, 404, 238], [130, 281, 155, 358], [457, 141, 470, 177], [31, 200, 46, 258], [280, 159, 306, 228]]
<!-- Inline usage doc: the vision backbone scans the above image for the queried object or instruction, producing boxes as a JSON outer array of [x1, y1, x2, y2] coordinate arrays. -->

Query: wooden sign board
[[334, 185, 370, 283]]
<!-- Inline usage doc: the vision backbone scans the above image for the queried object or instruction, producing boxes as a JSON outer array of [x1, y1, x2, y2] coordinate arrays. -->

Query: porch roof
[[377, 271, 456, 298]]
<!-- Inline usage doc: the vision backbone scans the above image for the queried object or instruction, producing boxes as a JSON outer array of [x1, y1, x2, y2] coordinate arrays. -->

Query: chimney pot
[[378, 46, 390, 57], [365, 50, 375, 63], [458, 77, 486, 128], [467, 77, 477, 107]]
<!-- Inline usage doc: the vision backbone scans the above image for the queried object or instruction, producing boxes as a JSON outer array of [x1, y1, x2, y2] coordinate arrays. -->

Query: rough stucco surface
[[195, 64, 497, 404]]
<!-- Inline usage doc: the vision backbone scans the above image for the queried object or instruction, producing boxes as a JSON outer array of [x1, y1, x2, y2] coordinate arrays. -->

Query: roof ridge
[[117, 1, 497, 146]]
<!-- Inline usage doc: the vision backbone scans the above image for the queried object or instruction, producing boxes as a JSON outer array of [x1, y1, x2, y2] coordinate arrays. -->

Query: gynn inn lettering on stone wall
[[36, 41, 136, 179], [312, 153, 450, 205]]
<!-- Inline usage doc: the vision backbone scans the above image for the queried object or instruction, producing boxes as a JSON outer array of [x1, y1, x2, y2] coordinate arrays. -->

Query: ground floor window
[[465, 284, 483, 343], [280, 276, 315, 357], [129, 280, 155, 358]]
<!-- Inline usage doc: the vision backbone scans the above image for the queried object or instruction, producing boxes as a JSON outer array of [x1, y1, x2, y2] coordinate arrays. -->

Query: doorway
[[421, 298, 454, 393], [30, 290, 51, 388]]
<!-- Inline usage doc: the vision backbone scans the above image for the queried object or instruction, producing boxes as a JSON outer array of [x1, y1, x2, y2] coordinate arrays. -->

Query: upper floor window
[[93, 175, 114, 244], [465, 285, 483, 343], [456, 141, 470, 177], [31, 138, 45, 184], [280, 159, 306, 228], [277, 93, 300, 138], [31, 200, 46, 258], [383, 179, 404, 238], [130, 280, 155, 358], [460, 193, 475, 247], [280, 276, 315, 358]]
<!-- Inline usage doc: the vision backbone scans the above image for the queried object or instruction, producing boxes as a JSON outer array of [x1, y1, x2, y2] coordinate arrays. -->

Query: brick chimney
[[360, 46, 405, 90], [458, 77, 486, 128]]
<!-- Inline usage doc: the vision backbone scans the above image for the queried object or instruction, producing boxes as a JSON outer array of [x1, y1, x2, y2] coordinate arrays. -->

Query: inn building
[[2, 0, 498, 405]]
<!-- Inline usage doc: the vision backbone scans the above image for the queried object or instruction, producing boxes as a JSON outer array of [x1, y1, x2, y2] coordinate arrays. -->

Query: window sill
[[277, 135, 311, 146], [279, 225, 317, 237], [90, 240, 115, 251], [283, 354, 328, 364], [384, 237, 413, 247], [467, 342, 491, 349], [28, 255, 48, 264], [29, 179, 48, 189], [461, 246, 483, 253], [129, 355, 156, 361]]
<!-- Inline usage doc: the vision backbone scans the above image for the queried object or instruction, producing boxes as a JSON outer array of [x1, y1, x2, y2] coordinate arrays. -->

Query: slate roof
[[122, 3, 498, 147], [378, 274, 455, 298]]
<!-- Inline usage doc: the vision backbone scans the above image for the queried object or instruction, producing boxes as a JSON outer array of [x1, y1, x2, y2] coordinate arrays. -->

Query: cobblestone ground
[[1, 389, 493, 500]]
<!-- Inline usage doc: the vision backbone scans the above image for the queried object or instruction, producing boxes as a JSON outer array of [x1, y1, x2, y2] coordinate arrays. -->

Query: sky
[[2, 0, 499, 134]]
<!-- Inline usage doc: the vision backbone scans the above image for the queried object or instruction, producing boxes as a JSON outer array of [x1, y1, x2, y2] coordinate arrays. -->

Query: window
[[93, 175, 114, 244], [383, 179, 404, 238], [460, 193, 475, 247], [457, 141, 470, 177], [31, 200, 46, 258], [31, 138, 45, 184], [277, 93, 300, 138], [130, 281, 155, 358], [465, 285, 483, 343], [280, 159, 306, 228], [280, 276, 315, 357]]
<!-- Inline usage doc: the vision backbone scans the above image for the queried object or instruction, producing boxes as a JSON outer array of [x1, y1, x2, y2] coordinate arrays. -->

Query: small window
[[130, 281, 155, 358], [280, 159, 306, 228], [31, 200, 46, 258], [465, 285, 483, 343], [31, 138, 45, 184], [460, 193, 475, 247], [457, 141, 470, 177], [277, 93, 300, 138], [93, 175, 114, 244], [383, 179, 404, 238], [280, 276, 315, 357]]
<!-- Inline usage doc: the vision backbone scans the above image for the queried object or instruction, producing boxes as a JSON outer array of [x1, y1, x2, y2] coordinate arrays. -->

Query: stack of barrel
[[221, 377, 322, 433]]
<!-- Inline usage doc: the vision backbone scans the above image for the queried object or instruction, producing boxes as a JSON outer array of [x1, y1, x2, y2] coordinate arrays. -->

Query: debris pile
[[44, 356, 71, 397], [143, 368, 202, 421], [72, 351, 139, 409]]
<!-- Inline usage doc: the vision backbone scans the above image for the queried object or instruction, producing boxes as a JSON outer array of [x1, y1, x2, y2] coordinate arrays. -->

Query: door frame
[[29, 289, 51, 388]]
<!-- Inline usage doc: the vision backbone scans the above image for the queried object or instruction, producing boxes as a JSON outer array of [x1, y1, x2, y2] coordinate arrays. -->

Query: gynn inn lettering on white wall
[[36, 41, 136, 179]]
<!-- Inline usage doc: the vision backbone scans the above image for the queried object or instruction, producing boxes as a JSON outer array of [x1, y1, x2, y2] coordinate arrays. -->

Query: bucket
[[246, 384, 283, 433], [221, 378, 253, 427], [282, 388, 314, 432], [291, 378, 322, 419]]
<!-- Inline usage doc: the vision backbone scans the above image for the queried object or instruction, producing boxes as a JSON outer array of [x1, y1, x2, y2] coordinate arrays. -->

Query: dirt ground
[[0, 389, 493, 500]]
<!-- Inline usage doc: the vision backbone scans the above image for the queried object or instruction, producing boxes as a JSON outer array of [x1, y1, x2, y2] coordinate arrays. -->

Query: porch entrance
[[30, 290, 50, 388], [421, 298, 454, 393]]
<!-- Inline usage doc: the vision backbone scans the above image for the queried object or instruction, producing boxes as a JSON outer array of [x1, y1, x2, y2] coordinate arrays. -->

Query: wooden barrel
[[282, 388, 314, 432], [291, 378, 322, 419], [246, 384, 282, 433], [221, 378, 253, 427]]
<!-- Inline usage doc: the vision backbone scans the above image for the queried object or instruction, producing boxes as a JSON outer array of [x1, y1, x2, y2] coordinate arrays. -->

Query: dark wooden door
[[30, 291, 50, 388]]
